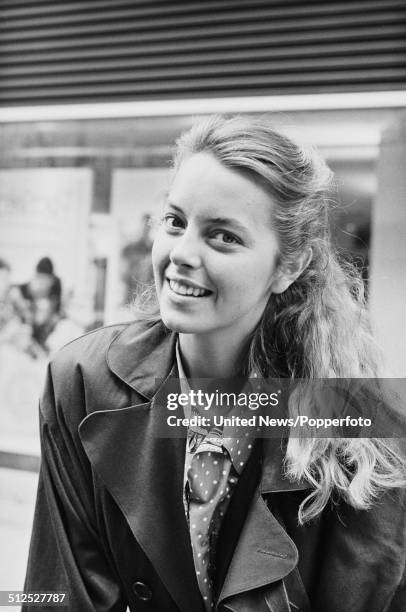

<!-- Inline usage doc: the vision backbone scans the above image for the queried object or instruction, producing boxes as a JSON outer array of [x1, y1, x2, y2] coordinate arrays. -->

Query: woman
[[24, 116, 406, 611]]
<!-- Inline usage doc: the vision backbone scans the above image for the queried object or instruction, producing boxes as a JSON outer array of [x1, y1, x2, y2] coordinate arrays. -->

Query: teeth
[[169, 279, 208, 297]]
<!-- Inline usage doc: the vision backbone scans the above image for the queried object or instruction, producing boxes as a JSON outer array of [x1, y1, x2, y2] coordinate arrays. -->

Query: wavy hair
[[139, 114, 405, 523]]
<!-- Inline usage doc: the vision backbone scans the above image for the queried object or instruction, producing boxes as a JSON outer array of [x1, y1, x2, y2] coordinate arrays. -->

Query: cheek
[[151, 241, 159, 270], [251, 248, 278, 290], [151, 232, 169, 272], [215, 254, 275, 299]]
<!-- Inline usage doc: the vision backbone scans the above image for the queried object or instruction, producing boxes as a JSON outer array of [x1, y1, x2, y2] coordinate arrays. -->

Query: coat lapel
[[217, 439, 311, 611], [217, 489, 299, 609], [79, 321, 205, 612]]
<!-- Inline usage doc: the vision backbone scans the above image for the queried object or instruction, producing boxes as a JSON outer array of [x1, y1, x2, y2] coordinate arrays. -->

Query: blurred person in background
[[120, 213, 154, 306], [20, 256, 62, 315], [19, 256, 82, 358], [0, 259, 47, 419], [0, 257, 81, 359], [0, 258, 34, 354], [32, 296, 83, 358]]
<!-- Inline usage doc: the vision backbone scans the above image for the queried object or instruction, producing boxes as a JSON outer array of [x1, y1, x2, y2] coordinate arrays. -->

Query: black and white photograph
[[0, 2, 406, 611]]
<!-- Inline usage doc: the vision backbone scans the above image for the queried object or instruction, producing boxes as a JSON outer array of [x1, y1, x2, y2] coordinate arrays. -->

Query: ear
[[269, 247, 312, 295]]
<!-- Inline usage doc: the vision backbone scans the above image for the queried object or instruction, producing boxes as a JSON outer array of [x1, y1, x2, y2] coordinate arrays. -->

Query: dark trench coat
[[24, 320, 406, 611]]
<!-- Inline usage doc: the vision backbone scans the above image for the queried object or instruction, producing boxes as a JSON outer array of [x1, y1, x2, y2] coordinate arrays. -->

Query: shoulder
[[49, 322, 129, 381], [50, 317, 164, 374], [44, 319, 168, 418], [41, 323, 130, 424]]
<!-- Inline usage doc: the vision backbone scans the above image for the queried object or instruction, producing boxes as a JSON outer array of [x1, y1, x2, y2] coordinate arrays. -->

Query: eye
[[162, 213, 185, 231], [210, 230, 240, 245]]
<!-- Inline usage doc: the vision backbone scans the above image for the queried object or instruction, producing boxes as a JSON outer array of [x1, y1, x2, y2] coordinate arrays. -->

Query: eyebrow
[[207, 216, 249, 235], [165, 201, 249, 235], [165, 201, 184, 214]]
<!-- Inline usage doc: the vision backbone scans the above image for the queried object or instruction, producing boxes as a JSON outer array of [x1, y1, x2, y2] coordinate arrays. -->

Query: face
[[152, 152, 281, 342]]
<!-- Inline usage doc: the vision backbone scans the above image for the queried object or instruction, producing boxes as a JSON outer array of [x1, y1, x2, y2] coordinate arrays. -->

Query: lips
[[168, 278, 211, 298]]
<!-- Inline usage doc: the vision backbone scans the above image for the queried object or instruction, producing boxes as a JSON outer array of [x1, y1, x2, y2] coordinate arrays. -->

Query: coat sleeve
[[388, 564, 406, 612], [23, 361, 128, 612], [312, 484, 406, 612]]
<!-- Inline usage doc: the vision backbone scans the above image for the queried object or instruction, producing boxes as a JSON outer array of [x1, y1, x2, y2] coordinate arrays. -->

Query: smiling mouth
[[168, 279, 212, 298]]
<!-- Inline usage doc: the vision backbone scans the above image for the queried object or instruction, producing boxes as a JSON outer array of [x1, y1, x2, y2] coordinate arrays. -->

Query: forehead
[[169, 152, 273, 227]]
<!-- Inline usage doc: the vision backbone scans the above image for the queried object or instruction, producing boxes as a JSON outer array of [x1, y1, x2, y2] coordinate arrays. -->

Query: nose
[[169, 229, 202, 269]]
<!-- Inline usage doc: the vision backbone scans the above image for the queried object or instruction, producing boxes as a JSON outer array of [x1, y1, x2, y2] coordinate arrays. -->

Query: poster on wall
[[0, 167, 92, 448]]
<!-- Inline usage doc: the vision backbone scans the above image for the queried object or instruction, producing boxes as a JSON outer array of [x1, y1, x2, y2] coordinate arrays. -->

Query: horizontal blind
[[0, 0, 405, 106]]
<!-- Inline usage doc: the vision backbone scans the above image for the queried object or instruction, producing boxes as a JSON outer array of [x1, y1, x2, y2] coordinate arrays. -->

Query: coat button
[[132, 581, 152, 601]]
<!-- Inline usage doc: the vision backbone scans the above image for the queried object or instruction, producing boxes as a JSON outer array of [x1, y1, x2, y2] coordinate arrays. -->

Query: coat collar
[[79, 320, 309, 611], [106, 318, 176, 400], [106, 320, 310, 494]]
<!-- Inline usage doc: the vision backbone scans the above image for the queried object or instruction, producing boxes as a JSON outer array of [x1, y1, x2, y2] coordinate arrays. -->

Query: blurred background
[[0, 0, 405, 598]]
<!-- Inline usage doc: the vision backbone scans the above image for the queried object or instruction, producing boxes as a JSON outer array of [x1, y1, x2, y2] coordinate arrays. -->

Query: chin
[[160, 310, 206, 334]]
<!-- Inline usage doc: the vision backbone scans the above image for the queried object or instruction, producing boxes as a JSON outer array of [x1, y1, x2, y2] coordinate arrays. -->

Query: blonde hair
[[143, 114, 405, 523]]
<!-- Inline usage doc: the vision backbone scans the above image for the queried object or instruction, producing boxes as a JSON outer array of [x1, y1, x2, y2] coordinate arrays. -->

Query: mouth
[[167, 278, 212, 298]]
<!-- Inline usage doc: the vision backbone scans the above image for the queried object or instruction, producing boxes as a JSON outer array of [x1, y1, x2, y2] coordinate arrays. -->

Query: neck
[[178, 330, 251, 379]]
